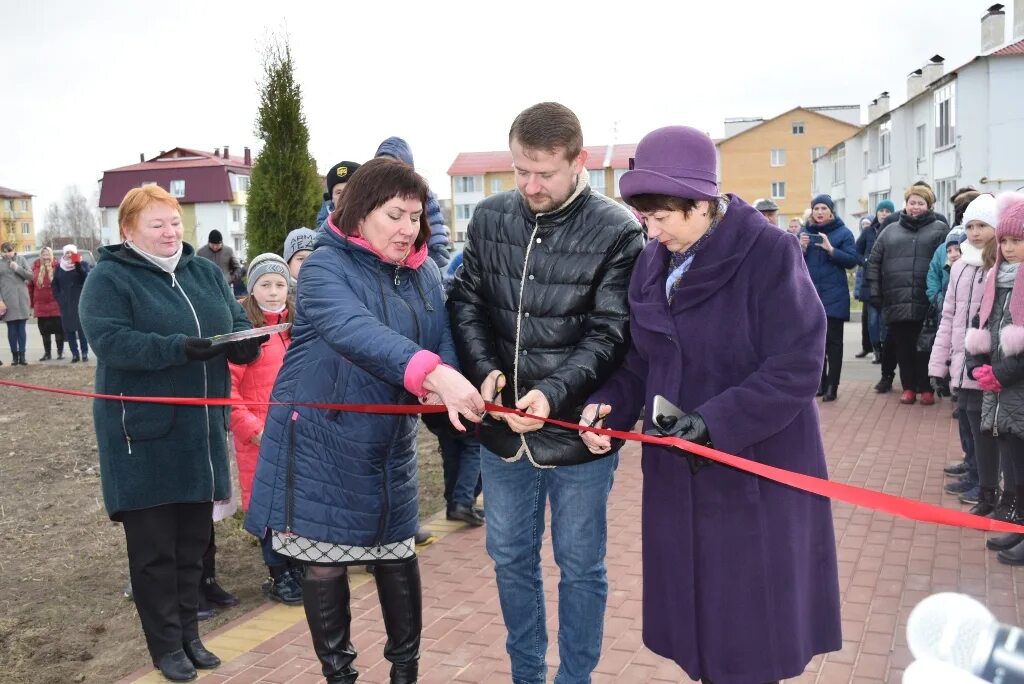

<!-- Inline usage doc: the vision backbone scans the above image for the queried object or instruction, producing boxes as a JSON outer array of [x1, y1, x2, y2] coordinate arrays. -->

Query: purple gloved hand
[[975, 364, 1003, 393]]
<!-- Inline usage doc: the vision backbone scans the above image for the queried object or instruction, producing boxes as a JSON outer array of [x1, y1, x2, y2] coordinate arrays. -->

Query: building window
[[234, 175, 250, 192], [3, 200, 12, 212], [589, 170, 606, 194], [490, 178, 502, 194], [792, 122, 805, 135], [863, 150, 869, 176], [770, 149, 786, 167], [934, 82, 956, 148], [935, 178, 957, 216], [832, 145, 846, 184], [454, 176, 481, 193], [232, 207, 242, 223], [613, 168, 627, 197], [169, 180, 186, 197], [879, 120, 892, 167], [21, 222, 30, 235], [456, 231, 467, 243], [456, 204, 475, 220], [19, 200, 28, 212], [234, 237, 244, 253], [916, 124, 927, 161], [812, 146, 826, 161], [869, 191, 891, 213], [771, 182, 786, 199]]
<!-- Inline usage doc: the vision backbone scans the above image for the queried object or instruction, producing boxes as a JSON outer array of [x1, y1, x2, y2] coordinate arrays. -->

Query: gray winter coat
[[977, 287, 1024, 439], [866, 211, 948, 323], [0, 255, 32, 321]]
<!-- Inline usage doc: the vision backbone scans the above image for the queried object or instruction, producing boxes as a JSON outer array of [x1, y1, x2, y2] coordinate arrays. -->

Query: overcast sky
[[1, 0, 1016, 232]]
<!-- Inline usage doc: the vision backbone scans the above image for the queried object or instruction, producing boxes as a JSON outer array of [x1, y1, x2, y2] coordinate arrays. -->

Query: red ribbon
[[2, 378, 1020, 534]]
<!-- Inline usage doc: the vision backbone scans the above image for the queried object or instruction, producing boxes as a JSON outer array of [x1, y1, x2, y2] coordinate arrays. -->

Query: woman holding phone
[[800, 195, 860, 401]]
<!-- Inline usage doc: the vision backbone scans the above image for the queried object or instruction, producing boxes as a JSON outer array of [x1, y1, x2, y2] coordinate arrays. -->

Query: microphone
[[907, 592, 1024, 683]]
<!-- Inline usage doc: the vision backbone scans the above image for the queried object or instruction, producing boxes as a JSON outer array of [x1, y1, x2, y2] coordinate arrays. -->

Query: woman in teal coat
[[79, 185, 262, 682]]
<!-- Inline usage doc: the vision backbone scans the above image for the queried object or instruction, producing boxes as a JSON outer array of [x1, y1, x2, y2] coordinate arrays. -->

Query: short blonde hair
[[904, 184, 935, 208], [118, 185, 182, 239]]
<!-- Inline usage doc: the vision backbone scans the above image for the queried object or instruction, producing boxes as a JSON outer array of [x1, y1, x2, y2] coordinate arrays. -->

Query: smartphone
[[807, 234, 824, 245]]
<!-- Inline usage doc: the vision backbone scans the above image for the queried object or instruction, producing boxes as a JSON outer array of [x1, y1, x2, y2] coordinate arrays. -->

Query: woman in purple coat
[[580, 126, 841, 684]]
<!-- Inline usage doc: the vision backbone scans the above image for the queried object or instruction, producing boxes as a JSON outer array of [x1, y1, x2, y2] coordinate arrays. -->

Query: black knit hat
[[208, 229, 223, 244], [325, 161, 361, 195]]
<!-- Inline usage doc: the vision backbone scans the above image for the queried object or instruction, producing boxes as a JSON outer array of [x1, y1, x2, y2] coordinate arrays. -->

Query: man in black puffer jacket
[[448, 102, 643, 682]]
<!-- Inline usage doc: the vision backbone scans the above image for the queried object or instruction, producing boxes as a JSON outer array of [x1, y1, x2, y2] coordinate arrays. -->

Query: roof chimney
[[922, 54, 945, 86], [1015, 0, 1024, 40], [223, 145, 229, 160], [139, 153, 145, 162], [214, 147, 220, 157], [244, 146, 251, 166], [982, 4, 1006, 52], [907, 68, 925, 99], [867, 91, 890, 121]]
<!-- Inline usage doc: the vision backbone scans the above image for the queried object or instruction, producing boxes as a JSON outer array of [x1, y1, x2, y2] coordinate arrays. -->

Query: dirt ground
[[0, 362, 444, 684]]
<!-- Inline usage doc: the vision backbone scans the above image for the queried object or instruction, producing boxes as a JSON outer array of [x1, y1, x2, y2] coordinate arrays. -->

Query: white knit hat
[[62, 244, 78, 254], [962, 193, 997, 230]]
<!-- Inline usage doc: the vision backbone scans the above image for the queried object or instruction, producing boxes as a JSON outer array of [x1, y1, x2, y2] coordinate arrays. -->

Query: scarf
[[666, 197, 731, 302], [127, 241, 183, 274], [997, 261, 1020, 288], [259, 303, 287, 314], [960, 241, 984, 268], [59, 256, 76, 271], [899, 209, 937, 231]]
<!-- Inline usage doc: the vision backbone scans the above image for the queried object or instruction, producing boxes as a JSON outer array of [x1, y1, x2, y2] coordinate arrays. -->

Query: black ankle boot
[[303, 574, 358, 683], [874, 374, 894, 393], [154, 649, 197, 682], [183, 638, 221, 669], [992, 490, 1017, 522], [375, 558, 421, 684], [988, 496, 1024, 550], [999, 535, 1024, 565], [17, 352, 27, 366], [38, 351, 51, 362], [201, 547, 240, 607], [969, 487, 998, 517]]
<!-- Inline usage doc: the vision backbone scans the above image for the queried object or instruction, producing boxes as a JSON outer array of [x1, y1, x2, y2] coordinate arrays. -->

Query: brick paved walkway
[[120, 374, 1024, 684]]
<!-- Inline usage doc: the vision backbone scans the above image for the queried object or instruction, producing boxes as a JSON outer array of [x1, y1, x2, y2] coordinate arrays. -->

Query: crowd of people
[[8, 100, 1023, 683]]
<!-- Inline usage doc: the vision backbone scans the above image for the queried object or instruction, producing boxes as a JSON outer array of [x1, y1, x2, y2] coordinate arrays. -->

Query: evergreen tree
[[245, 36, 322, 259]]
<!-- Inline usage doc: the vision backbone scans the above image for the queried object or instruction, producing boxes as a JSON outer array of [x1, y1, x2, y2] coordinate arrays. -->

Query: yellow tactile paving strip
[[126, 512, 471, 682]]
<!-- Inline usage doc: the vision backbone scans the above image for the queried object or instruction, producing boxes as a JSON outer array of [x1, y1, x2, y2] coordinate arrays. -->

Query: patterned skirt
[[271, 530, 415, 566]]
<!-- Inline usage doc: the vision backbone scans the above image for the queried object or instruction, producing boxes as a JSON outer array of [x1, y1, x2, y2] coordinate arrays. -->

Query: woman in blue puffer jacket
[[245, 158, 483, 684], [800, 194, 860, 401]]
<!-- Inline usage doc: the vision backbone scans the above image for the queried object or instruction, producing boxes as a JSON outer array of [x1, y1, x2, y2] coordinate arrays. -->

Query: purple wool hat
[[619, 126, 719, 203]]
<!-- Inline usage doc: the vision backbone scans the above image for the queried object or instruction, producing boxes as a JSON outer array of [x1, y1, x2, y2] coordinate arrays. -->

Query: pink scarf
[[326, 216, 428, 269]]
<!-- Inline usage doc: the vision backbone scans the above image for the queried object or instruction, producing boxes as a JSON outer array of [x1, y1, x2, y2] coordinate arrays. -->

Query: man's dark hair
[[330, 158, 431, 250], [509, 102, 584, 161]]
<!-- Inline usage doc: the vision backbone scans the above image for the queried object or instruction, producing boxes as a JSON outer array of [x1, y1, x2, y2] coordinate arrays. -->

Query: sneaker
[[202, 577, 240, 607], [945, 478, 977, 494], [943, 462, 968, 477], [414, 527, 437, 546], [262, 571, 303, 605], [958, 485, 982, 505], [855, 349, 871, 358], [124, 580, 133, 601], [919, 392, 935, 406], [900, 390, 917, 404]]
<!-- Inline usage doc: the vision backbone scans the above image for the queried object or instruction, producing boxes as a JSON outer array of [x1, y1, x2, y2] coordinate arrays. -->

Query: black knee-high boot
[[374, 558, 421, 684], [303, 573, 358, 683]]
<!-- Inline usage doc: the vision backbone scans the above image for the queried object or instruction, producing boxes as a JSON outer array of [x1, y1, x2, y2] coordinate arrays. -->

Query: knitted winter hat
[[962, 193, 998, 231], [62, 244, 78, 254], [811, 194, 835, 214], [876, 199, 895, 214], [977, 193, 1024, 328], [246, 253, 290, 295], [283, 227, 317, 264]]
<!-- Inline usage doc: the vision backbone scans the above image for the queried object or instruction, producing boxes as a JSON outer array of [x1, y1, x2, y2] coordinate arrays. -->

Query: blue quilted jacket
[[801, 217, 860, 320], [244, 224, 457, 547]]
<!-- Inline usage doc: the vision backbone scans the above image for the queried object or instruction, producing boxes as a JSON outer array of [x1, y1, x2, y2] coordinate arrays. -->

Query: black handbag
[[916, 300, 940, 353]]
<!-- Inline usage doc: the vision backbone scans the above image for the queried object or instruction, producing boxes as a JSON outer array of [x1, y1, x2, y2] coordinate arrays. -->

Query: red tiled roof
[[0, 186, 33, 199], [447, 144, 638, 176], [992, 38, 1024, 56], [98, 147, 251, 208]]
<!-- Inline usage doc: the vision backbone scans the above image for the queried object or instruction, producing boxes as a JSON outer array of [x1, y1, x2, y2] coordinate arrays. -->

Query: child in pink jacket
[[230, 253, 302, 605]]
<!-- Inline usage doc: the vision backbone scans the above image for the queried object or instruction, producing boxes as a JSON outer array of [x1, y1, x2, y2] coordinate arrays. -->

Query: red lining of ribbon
[[2, 378, 1019, 534]]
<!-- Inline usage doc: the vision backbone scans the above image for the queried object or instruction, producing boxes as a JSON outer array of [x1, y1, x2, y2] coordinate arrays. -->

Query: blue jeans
[[65, 327, 89, 358], [866, 304, 884, 346], [480, 445, 618, 684], [6, 319, 27, 353], [435, 429, 483, 509]]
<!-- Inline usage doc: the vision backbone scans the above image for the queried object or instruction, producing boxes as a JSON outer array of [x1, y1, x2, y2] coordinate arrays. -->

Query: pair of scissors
[[587, 403, 605, 428]]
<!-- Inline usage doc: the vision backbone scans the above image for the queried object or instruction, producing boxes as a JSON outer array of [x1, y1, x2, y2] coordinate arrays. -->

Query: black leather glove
[[645, 411, 713, 474], [225, 335, 268, 365], [184, 336, 227, 361]]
